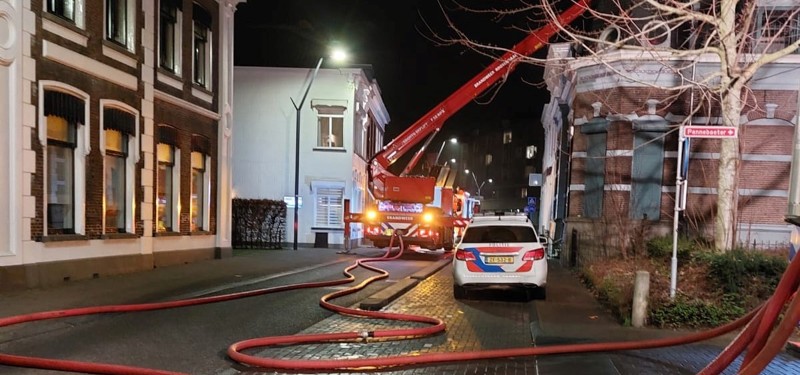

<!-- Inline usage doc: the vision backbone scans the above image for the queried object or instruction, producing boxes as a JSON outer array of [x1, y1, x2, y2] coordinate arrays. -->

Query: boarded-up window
[[581, 119, 608, 218], [630, 122, 667, 220]]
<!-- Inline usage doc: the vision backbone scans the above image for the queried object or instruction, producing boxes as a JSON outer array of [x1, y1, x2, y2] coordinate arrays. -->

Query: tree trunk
[[715, 89, 742, 252]]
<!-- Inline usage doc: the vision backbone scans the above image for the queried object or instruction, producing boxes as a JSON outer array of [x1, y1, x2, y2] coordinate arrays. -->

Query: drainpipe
[[554, 102, 573, 249]]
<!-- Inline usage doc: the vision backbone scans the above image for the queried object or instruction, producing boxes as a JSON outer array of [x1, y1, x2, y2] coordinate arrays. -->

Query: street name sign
[[681, 125, 738, 139]]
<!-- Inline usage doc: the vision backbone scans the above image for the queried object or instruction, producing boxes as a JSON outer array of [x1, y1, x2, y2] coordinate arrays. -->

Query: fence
[[232, 198, 286, 249]]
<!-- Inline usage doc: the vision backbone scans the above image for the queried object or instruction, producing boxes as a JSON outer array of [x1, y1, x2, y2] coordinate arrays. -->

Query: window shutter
[[44, 91, 85, 124], [103, 108, 136, 134], [158, 125, 179, 146], [315, 187, 344, 227]]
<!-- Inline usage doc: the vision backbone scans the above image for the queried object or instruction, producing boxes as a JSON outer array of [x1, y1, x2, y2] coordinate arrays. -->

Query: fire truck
[[343, 1, 590, 251]]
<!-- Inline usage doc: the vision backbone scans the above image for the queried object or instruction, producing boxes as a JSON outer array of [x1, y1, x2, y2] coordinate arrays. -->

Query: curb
[[359, 258, 451, 310]]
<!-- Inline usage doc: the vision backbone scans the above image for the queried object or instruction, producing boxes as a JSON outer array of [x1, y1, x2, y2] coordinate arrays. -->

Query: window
[[47, 0, 85, 27], [47, 116, 76, 233], [630, 125, 667, 220], [316, 106, 345, 148], [756, 7, 800, 53], [43, 89, 87, 235], [503, 131, 513, 144], [102, 106, 137, 234], [485, 153, 492, 165], [192, 4, 212, 88], [581, 119, 609, 218], [190, 135, 211, 232], [313, 183, 344, 228], [157, 125, 180, 232], [105, 130, 127, 232], [106, 0, 134, 49], [159, 0, 182, 74]]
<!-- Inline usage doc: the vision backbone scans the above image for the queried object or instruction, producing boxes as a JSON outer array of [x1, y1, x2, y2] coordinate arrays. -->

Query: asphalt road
[[0, 253, 435, 375]]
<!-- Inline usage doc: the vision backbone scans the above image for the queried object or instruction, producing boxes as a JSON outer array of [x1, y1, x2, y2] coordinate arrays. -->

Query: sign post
[[670, 125, 738, 299]]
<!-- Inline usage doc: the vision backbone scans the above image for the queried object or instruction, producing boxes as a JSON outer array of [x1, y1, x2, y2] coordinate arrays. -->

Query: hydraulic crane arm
[[369, 0, 590, 201]]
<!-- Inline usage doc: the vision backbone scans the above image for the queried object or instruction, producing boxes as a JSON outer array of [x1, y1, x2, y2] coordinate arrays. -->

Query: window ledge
[[311, 227, 344, 232], [42, 14, 88, 47], [100, 233, 140, 240], [154, 231, 183, 237], [312, 147, 347, 153], [190, 231, 213, 236], [39, 234, 89, 243], [102, 41, 137, 68]]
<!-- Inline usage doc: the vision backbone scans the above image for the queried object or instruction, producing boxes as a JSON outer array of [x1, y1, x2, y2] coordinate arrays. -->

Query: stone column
[[215, 0, 245, 257], [0, 0, 23, 263]]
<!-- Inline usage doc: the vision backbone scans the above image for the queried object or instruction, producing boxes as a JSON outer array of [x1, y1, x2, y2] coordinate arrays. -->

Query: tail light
[[522, 248, 545, 261], [455, 249, 476, 261]]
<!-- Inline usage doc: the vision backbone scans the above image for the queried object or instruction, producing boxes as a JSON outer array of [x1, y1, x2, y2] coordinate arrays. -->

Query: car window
[[462, 225, 538, 243]]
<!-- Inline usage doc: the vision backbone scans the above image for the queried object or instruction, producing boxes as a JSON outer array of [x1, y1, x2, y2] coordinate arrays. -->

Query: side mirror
[[538, 235, 549, 245]]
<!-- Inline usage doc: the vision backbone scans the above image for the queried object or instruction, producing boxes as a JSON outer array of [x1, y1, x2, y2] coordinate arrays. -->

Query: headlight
[[422, 212, 434, 223], [366, 210, 378, 221]]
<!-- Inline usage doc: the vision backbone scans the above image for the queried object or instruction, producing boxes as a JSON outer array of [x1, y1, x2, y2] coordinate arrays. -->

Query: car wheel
[[453, 284, 468, 299], [527, 286, 546, 300]]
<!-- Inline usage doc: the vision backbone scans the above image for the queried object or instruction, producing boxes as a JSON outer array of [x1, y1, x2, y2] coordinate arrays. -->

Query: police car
[[452, 212, 547, 300]]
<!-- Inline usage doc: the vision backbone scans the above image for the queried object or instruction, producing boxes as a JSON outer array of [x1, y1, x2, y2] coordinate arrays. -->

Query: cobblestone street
[[225, 261, 800, 375]]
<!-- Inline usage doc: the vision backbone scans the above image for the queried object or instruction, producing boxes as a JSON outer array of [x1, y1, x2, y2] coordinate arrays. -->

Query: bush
[[650, 294, 745, 329], [646, 235, 696, 260], [703, 249, 787, 297]]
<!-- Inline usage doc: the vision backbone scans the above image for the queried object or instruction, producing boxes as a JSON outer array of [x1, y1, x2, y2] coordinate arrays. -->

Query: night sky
[[233, 0, 550, 141]]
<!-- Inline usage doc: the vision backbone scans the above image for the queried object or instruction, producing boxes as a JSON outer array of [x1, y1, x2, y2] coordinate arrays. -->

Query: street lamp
[[435, 137, 457, 165], [290, 48, 347, 250], [465, 169, 492, 197]]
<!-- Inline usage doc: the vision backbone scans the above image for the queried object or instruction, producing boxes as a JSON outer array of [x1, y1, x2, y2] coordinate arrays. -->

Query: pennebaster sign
[[681, 125, 738, 139]]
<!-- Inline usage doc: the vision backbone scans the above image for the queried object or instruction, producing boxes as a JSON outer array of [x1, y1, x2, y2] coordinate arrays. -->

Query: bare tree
[[432, 0, 800, 251]]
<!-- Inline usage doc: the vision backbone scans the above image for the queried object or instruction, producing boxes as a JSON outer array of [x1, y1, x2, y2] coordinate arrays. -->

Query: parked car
[[452, 212, 547, 300]]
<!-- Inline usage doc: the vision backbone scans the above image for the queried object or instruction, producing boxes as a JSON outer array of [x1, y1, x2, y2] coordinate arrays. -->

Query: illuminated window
[[156, 126, 180, 233], [315, 106, 345, 148], [190, 151, 207, 231], [47, 115, 76, 233], [102, 106, 137, 234], [503, 131, 513, 144]]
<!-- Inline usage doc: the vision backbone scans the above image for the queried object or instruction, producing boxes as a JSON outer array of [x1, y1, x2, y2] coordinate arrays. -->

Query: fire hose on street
[[0, 233, 798, 375]]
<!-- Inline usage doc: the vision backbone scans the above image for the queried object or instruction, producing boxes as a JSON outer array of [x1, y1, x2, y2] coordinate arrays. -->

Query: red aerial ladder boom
[[368, 0, 591, 203]]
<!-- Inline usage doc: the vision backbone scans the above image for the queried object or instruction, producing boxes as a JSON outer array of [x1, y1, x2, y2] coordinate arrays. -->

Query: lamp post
[[290, 48, 347, 250], [435, 137, 457, 165], [465, 169, 492, 197]]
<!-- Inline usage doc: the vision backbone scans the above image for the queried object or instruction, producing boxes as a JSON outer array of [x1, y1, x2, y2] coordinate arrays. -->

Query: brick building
[[0, 0, 245, 290], [540, 5, 800, 264]]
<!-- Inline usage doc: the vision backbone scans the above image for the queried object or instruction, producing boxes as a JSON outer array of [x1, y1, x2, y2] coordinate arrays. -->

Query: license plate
[[485, 256, 514, 264]]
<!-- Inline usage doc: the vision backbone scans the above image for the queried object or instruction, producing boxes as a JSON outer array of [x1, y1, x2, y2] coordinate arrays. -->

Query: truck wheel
[[453, 284, 468, 299]]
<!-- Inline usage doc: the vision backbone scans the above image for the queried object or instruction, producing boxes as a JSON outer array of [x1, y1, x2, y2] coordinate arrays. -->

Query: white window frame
[[312, 181, 345, 229], [38, 81, 90, 236], [190, 151, 211, 231], [157, 142, 181, 233], [104, 0, 136, 51], [316, 112, 345, 149], [99, 100, 139, 234], [159, 1, 183, 76], [45, 0, 86, 29], [503, 131, 513, 144]]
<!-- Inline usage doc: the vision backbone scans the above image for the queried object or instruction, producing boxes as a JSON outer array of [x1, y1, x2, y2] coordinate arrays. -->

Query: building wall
[[0, 0, 243, 291], [559, 57, 800, 265], [233, 66, 389, 247]]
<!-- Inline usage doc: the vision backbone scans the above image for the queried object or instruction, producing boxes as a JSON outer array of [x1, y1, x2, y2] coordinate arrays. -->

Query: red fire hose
[[1, 233, 798, 375]]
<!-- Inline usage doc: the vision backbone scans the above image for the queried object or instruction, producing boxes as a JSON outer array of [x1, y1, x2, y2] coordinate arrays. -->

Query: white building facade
[[233, 66, 388, 248]]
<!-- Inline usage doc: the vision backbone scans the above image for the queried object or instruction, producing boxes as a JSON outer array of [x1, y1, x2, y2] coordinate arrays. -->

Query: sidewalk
[[0, 247, 385, 318]]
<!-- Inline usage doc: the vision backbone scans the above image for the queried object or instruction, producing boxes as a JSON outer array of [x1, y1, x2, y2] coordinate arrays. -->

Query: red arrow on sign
[[682, 126, 738, 139]]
